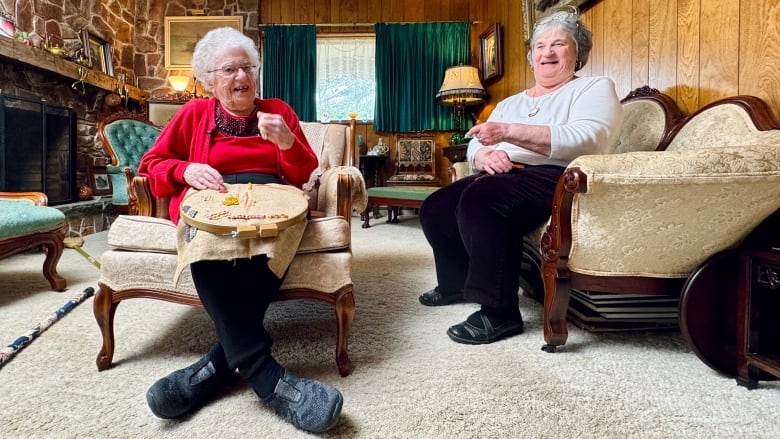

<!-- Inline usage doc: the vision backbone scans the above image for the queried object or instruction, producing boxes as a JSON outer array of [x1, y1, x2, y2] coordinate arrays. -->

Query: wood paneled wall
[[260, 0, 780, 183], [473, 0, 780, 120]]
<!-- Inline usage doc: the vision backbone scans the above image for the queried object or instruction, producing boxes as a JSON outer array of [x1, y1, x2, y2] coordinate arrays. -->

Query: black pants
[[188, 173, 286, 383], [190, 253, 283, 381], [419, 166, 563, 310]]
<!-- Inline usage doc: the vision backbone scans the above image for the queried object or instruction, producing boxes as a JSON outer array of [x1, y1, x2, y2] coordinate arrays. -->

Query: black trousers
[[190, 256, 283, 382], [419, 166, 563, 310]]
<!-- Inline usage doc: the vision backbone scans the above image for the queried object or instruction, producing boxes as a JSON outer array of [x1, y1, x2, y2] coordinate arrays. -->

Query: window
[[316, 36, 375, 122]]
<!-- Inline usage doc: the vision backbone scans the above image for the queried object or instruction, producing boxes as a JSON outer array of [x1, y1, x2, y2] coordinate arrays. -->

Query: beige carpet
[[1, 214, 779, 439]]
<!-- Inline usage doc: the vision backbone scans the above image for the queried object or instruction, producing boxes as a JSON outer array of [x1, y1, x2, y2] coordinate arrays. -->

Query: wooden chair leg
[[334, 288, 355, 377], [94, 282, 119, 371], [542, 275, 571, 352], [41, 229, 67, 291]]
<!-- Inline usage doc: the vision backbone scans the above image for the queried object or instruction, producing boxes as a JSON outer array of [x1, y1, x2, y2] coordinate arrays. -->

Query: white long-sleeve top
[[466, 76, 623, 168]]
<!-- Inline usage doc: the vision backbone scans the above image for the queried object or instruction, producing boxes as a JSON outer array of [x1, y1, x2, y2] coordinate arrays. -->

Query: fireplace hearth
[[0, 91, 76, 205]]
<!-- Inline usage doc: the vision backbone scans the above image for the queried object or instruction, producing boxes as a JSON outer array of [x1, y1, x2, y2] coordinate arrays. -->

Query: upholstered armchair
[[97, 111, 162, 214], [541, 95, 780, 351], [94, 120, 367, 377]]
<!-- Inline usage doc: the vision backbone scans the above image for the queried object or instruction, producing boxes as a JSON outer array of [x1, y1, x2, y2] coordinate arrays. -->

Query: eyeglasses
[[207, 64, 256, 77]]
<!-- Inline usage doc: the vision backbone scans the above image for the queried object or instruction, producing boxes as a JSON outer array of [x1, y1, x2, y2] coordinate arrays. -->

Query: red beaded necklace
[[215, 103, 259, 137]]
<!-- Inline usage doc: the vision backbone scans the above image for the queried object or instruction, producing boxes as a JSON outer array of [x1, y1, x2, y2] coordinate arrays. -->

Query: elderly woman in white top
[[418, 8, 623, 344]]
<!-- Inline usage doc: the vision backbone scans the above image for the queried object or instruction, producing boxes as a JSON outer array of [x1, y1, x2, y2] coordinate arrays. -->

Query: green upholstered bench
[[362, 186, 439, 228], [0, 192, 67, 290]]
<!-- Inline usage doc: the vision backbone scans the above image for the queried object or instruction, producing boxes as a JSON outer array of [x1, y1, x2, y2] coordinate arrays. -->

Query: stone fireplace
[[0, 91, 76, 205], [0, 0, 259, 234]]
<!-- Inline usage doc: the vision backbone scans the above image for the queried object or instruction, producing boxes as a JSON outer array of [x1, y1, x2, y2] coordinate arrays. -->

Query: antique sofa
[[0, 191, 67, 290], [94, 120, 366, 377], [541, 94, 780, 351]]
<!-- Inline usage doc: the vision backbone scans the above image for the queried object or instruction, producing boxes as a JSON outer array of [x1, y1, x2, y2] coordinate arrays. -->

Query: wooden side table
[[736, 248, 780, 388], [359, 154, 387, 188], [680, 209, 780, 386]]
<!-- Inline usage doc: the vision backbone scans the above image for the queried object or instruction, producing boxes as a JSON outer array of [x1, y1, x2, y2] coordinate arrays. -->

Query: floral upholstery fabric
[[611, 99, 671, 153], [567, 144, 780, 278], [666, 104, 780, 151], [300, 122, 367, 215]]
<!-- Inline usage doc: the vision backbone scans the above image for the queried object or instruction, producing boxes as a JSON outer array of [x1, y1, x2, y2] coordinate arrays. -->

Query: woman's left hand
[[257, 111, 294, 150]]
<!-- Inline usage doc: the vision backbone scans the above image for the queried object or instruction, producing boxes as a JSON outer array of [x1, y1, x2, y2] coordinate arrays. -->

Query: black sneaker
[[146, 346, 234, 419], [263, 370, 343, 433]]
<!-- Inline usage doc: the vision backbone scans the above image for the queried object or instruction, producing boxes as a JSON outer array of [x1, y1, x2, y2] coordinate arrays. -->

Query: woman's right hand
[[183, 163, 227, 191]]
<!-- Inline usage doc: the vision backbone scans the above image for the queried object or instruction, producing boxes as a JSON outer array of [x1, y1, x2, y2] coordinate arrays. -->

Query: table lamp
[[435, 65, 488, 141]]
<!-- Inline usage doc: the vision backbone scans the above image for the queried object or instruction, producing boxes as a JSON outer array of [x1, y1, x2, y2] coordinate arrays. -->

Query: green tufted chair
[[97, 112, 162, 214]]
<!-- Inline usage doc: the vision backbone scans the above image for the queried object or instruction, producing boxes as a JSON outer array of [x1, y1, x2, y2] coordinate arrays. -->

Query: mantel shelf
[[0, 37, 149, 102]]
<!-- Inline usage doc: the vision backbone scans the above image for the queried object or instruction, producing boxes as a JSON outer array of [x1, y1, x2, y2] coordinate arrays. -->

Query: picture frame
[[479, 23, 503, 84], [88, 166, 112, 197], [86, 33, 114, 76], [148, 100, 186, 127], [164, 16, 244, 70], [522, 0, 600, 44]]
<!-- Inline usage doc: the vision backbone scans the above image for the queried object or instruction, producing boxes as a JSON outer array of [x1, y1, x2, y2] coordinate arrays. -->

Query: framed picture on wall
[[479, 23, 503, 84], [88, 166, 113, 197], [86, 33, 114, 76], [164, 16, 244, 69], [522, 0, 601, 44]]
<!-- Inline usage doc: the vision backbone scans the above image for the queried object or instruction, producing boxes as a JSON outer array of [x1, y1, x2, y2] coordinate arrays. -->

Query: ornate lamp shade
[[435, 65, 488, 132], [168, 75, 190, 92]]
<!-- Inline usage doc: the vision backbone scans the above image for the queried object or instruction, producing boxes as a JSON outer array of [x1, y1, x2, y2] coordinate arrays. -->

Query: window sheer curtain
[[374, 22, 471, 132], [262, 25, 317, 121], [317, 37, 376, 122]]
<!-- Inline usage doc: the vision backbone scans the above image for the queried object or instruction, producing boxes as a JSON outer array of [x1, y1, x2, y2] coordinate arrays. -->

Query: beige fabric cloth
[[174, 183, 309, 283]]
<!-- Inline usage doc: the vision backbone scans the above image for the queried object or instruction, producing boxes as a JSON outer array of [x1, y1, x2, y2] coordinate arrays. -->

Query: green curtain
[[374, 22, 471, 132], [262, 25, 317, 121]]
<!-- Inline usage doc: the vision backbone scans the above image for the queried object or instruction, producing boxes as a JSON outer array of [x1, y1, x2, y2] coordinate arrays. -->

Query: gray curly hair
[[191, 27, 260, 93], [526, 7, 592, 72]]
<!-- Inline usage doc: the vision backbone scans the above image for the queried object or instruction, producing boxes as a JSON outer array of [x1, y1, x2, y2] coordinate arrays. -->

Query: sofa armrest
[[544, 145, 780, 280]]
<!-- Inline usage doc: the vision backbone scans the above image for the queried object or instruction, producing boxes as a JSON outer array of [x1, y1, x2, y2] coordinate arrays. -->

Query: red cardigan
[[138, 97, 317, 224]]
